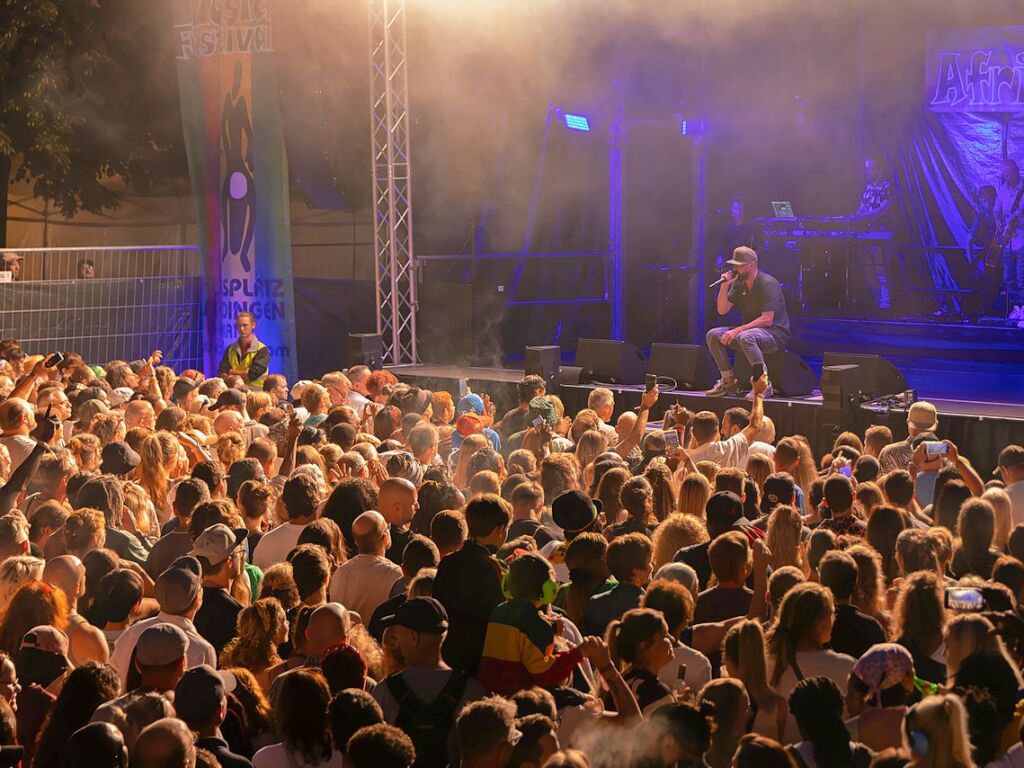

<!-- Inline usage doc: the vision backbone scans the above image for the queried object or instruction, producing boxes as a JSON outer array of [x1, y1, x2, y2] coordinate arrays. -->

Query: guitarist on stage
[[995, 158, 1024, 319]]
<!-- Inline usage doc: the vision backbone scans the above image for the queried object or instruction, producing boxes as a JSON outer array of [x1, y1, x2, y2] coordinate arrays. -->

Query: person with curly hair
[[0, 581, 68, 656], [651, 515, 708, 572], [220, 597, 288, 691]]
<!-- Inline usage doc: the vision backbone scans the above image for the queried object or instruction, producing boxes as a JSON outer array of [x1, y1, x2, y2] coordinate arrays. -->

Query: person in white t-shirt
[[346, 365, 373, 418], [767, 581, 855, 743], [329, 511, 403, 622], [252, 474, 320, 570], [995, 445, 1024, 526], [681, 375, 768, 468]]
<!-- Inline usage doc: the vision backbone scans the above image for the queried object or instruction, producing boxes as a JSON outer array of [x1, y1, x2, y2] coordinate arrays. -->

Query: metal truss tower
[[368, 0, 417, 364]]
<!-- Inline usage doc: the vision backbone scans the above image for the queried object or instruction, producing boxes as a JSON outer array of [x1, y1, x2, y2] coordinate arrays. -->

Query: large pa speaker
[[648, 343, 717, 390], [575, 338, 647, 385], [734, 350, 818, 397], [348, 333, 384, 370], [525, 346, 560, 387], [821, 352, 908, 400]]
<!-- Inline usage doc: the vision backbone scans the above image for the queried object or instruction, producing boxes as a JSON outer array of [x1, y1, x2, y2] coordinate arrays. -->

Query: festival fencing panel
[[173, 0, 299, 382], [0, 247, 203, 370]]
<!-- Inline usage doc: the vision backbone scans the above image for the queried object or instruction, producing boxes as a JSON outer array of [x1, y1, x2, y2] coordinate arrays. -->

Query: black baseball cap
[[381, 597, 448, 634], [173, 665, 236, 724], [101, 442, 141, 476], [552, 490, 602, 534], [760, 473, 796, 516], [995, 445, 1024, 476], [209, 388, 246, 411]]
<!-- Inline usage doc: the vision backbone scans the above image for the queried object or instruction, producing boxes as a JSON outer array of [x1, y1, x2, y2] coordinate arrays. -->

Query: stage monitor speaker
[[557, 366, 584, 386], [525, 346, 560, 386], [821, 364, 861, 412], [821, 352, 908, 399], [734, 350, 818, 397], [648, 343, 717, 390], [575, 338, 647, 385], [348, 333, 384, 370]]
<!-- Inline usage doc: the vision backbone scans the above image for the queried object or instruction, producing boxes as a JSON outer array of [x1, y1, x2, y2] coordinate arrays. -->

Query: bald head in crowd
[[377, 478, 418, 529], [213, 410, 244, 437], [124, 400, 156, 430], [352, 510, 390, 556], [43, 554, 85, 600], [306, 602, 352, 654], [131, 717, 195, 768]]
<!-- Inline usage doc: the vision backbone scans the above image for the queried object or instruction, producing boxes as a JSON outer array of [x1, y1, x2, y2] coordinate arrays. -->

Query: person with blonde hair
[[764, 505, 804, 573], [745, 453, 773, 496], [575, 430, 609, 478], [723, 619, 788, 741], [774, 436, 816, 506], [942, 613, 1009, 681], [0, 555, 44, 619], [903, 693, 975, 768], [216, 431, 246, 469], [676, 472, 710, 518], [643, 462, 677, 524], [845, 543, 890, 633], [892, 570, 947, 685], [767, 582, 854, 741], [138, 431, 182, 523], [220, 597, 289, 691], [651, 515, 709, 571], [983, 486, 1013, 553], [452, 433, 489, 490]]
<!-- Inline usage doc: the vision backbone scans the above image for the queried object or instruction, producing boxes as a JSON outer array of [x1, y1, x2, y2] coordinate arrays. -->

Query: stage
[[387, 361, 1024, 477]]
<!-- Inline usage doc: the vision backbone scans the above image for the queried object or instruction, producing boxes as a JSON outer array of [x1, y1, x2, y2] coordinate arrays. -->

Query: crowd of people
[[0, 325, 1019, 768]]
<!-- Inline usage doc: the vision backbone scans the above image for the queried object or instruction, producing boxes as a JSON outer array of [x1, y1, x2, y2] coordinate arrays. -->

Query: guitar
[[984, 206, 1024, 274]]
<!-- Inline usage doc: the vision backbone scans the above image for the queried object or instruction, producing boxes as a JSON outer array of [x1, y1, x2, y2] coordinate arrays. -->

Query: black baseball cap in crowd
[[174, 664, 236, 724], [172, 377, 197, 403], [381, 597, 449, 634], [760, 473, 796, 516], [552, 490, 602, 534], [101, 442, 141, 476], [995, 445, 1024, 476], [209, 388, 246, 411]]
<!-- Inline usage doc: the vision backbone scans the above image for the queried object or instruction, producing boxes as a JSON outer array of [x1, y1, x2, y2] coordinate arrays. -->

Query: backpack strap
[[385, 672, 415, 705], [437, 669, 470, 706]]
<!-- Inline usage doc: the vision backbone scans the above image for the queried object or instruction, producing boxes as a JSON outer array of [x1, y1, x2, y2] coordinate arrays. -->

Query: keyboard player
[[852, 155, 894, 311]]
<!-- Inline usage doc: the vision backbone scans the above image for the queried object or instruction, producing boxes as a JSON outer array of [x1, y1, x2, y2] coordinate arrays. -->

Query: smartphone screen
[[839, 464, 852, 478], [645, 373, 657, 392], [663, 430, 680, 448], [945, 587, 986, 612], [532, 415, 544, 428], [925, 441, 948, 457]]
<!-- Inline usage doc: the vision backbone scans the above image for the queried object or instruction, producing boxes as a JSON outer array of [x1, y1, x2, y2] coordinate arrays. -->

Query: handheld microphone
[[708, 272, 734, 289]]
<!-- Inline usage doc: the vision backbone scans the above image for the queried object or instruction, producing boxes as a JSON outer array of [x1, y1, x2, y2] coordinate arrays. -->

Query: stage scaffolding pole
[[368, 0, 418, 364]]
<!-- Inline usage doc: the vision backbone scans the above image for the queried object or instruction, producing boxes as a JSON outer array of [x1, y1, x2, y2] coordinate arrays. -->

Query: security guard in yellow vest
[[218, 311, 270, 386]]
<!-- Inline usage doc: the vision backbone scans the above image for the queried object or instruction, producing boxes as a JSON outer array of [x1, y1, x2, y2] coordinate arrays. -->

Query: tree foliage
[[0, 0, 186, 243]]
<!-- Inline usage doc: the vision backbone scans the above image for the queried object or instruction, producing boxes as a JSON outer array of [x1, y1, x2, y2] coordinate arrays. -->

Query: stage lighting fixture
[[680, 120, 688, 136], [563, 113, 591, 132]]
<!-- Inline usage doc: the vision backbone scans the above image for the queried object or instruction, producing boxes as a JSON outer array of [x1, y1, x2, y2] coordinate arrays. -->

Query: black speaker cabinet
[[525, 346, 560, 386], [575, 338, 647, 385], [647, 343, 717, 390], [348, 333, 384, 370], [734, 350, 818, 397], [821, 352, 908, 400]]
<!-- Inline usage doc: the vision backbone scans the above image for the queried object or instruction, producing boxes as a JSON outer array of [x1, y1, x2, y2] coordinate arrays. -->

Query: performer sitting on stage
[[705, 246, 791, 400], [219, 310, 270, 386]]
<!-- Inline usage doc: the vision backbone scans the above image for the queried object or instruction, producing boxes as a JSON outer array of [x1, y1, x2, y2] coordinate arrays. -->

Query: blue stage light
[[680, 120, 688, 136], [563, 113, 591, 132]]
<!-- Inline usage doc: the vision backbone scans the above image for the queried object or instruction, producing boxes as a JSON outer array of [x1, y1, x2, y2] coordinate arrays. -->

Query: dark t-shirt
[[507, 518, 557, 549], [498, 406, 533, 442], [830, 603, 886, 661], [386, 525, 414, 565], [727, 271, 791, 345], [693, 586, 753, 624], [621, 668, 673, 715], [195, 586, 243, 656]]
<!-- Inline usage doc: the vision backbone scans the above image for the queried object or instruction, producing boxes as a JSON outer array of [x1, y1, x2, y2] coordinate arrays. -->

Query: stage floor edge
[[387, 364, 1024, 475]]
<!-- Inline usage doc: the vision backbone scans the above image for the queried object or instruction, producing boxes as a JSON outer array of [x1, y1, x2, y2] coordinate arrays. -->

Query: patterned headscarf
[[852, 643, 914, 700]]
